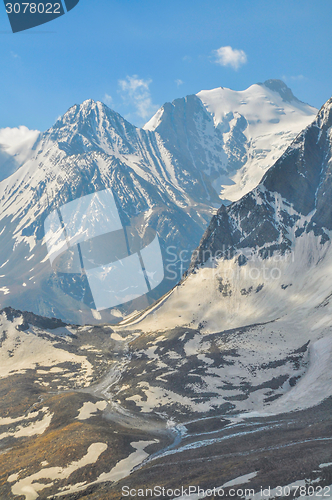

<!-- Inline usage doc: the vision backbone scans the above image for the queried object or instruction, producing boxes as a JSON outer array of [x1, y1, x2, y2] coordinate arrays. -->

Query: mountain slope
[[117, 94, 332, 417], [136, 95, 332, 332], [0, 87, 329, 500]]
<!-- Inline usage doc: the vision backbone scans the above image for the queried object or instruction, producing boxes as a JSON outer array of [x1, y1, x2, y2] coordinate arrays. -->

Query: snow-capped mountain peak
[[47, 99, 137, 157], [145, 80, 317, 203], [197, 80, 315, 128]]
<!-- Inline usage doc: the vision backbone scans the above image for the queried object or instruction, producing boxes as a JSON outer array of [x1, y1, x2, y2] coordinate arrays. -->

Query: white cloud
[[0, 126, 40, 171], [175, 79, 184, 86], [104, 93, 113, 105], [0, 126, 39, 152], [118, 75, 159, 122], [213, 46, 247, 70]]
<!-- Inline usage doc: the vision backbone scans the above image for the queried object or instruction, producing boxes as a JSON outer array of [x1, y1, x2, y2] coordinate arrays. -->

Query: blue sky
[[1, 0, 332, 131]]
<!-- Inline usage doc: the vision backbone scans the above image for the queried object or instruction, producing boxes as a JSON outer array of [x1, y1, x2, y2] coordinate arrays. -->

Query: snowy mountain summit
[[145, 79, 316, 203]]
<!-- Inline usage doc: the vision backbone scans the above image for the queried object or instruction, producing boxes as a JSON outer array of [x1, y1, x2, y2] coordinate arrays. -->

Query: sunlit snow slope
[[135, 95, 332, 334]]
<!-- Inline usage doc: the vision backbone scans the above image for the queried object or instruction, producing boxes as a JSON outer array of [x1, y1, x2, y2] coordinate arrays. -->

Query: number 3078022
[[5, 3, 61, 14]]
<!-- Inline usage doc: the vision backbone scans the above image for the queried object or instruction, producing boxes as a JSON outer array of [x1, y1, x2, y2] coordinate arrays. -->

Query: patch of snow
[[53, 440, 157, 497], [91, 309, 101, 320], [222, 472, 258, 488], [143, 108, 164, 131], [76, 401, 107, 420], [0, 407, 53, 441]]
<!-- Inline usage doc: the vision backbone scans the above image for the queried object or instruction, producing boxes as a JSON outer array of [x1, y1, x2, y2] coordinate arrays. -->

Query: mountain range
[[0, 80, 316, 324], [1, 84, 332, 499]]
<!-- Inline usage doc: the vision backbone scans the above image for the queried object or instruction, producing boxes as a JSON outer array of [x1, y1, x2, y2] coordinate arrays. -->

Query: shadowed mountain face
[[0, 82, 316, 324], [191, 96, 332, 269]]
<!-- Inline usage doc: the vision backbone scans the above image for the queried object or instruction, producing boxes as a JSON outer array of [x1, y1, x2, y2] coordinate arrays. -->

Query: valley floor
[[0, 309, 331, 500]]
